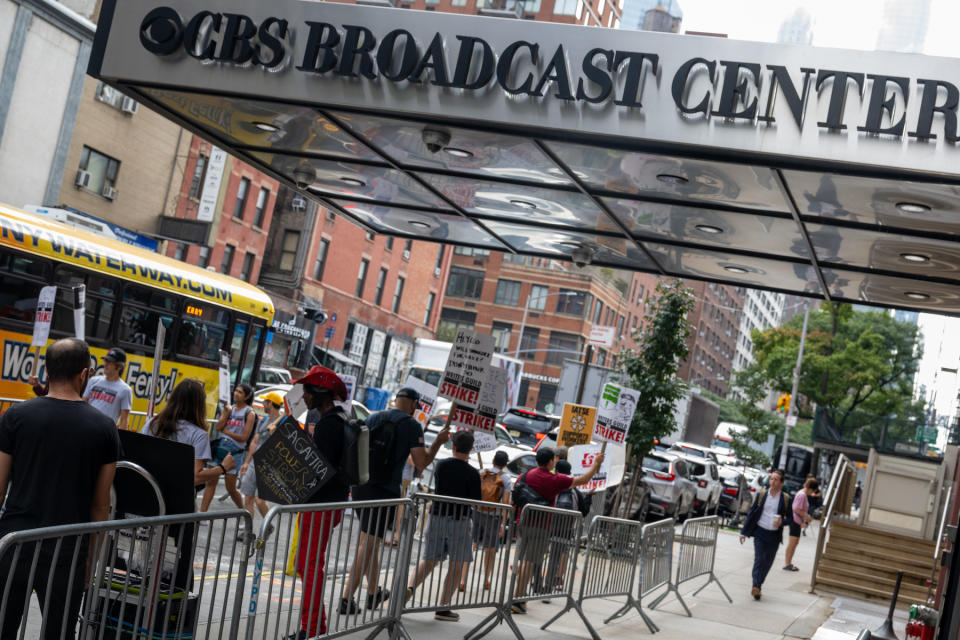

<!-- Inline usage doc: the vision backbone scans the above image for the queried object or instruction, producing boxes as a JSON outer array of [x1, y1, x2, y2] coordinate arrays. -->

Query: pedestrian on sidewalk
[[468, 450, 514, 591], [238, 390, 284, 535], [406, 430, 481, 622], [200, 383, 256, 512], [740, 468, 792, 600], [83, 347, 133, 430], [783, 478, 819, 571]]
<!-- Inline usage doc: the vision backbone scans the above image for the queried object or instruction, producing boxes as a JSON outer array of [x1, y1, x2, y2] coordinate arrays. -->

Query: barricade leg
[[647, 582, 692, 616], [691, 571, 733, 603]]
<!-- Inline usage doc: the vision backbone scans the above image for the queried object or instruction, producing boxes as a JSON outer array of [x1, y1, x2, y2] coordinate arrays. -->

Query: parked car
[[671, 452, 722, 516], [669, 441, 720, 464], [256, 366, 292, 390], [424, 420, 524, 450], [718, 466, 751, 518], [742, 467, 770, 500], [497, 408, 555, 448], [252, 383, 371, 422], [604, 470, 653, 522], [641, 452, 697, 520]]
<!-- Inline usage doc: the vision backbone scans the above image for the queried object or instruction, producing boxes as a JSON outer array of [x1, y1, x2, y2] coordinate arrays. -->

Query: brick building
[[679, 282, 744, 397]]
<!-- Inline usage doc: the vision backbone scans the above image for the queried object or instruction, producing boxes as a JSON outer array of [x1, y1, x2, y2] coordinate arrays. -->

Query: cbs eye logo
[[139, 7, 184, 56]]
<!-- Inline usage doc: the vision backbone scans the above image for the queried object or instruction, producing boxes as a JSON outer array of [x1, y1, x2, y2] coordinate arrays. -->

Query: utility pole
[[779, 303, 809, 469]]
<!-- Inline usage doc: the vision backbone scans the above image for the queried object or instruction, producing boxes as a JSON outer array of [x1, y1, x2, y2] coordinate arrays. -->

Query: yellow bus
[[0, 204, 274, 429]]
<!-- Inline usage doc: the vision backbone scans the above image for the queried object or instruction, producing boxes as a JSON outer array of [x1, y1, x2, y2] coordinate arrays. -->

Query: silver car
[[671, 453, 722, 516], [641, 452, 697, 520]]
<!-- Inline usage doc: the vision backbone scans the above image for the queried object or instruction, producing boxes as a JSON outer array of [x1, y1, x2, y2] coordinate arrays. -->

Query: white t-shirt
[[83, 375, 133, 423], [484, 466, 514, 494], [148, 418, 211, 462], [757, 490, 783, 530]]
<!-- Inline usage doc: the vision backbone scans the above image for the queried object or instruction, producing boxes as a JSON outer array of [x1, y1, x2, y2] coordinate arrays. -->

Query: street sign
[[438, 328, 493, 409], [558, 403, 597, 447], [325, 326, 335, 339], [916, 426, 938, 444], [588, 326, 615, 348], [330, 312, 337, 324], [594, 382, 639, 445], [786, 415, 798, 427]]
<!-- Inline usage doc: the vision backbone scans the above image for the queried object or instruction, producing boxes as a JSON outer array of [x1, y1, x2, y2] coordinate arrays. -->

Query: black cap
[[396, 387, 420, 403], [493, 450, 509, 467], [104, 347, 126, 364]]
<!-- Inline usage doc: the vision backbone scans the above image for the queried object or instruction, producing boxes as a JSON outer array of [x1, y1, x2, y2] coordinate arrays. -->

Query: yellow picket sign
[[557, 403, 597, 447], [286, 514, 300, 577]]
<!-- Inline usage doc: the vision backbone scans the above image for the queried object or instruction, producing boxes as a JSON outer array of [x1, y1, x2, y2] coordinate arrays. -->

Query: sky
[[679, 0, 960, 57]]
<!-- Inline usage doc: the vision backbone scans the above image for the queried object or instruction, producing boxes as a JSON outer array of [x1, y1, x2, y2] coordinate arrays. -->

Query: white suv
[[671, 452, 722, 516]]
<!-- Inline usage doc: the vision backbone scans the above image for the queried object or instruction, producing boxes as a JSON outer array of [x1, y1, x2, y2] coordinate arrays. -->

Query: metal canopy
[[90, 0, 960, 314]]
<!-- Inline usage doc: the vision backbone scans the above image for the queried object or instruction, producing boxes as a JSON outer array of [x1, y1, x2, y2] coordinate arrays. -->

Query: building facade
[[678, 282, 743, 397], [733, 289, 785, 372]]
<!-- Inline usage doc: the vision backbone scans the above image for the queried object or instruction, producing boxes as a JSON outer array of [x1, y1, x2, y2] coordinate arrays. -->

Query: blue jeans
[[752, 528, 781, 589]]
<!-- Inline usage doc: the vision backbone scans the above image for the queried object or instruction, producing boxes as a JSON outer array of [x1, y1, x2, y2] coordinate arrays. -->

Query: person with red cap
[[287, 366, 351, 640]]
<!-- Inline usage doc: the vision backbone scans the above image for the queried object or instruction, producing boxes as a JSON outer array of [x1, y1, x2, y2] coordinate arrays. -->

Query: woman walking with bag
[[201, 383, 256, 512], [239, 390, 284, 537]]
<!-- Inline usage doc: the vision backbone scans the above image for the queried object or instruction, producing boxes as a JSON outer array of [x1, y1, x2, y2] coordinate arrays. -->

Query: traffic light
[[304, 308, 327, 324], [777, 393, 791, 413]]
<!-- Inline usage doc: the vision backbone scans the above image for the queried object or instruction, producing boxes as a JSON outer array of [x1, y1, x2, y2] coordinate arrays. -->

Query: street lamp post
[[779, 302, 810, 469], [511, 290, 579, 358]]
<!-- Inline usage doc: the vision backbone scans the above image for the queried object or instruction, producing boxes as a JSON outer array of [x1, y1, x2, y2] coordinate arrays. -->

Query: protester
[[471, 450, 514, 591], [390, 455, 417, 547], [288, 366, 352, 640], [740, 468, 792, 600], [0, 338, 121, 639], [200, 383, 256, 512], [83, 347, 133, 430], [783, 478, 819, 571], [239, 390, 284, 535], [510, 446, 604, 614], [147, 378, 235, 485], [341, 387, 449, 615], [406, 430, 481, 622]]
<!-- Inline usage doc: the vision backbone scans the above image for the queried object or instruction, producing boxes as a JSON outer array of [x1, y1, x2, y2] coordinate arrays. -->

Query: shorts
[[788, 521, 802, 538], [517, 525, 551, 564], [353, 485, 399, 538], [213, 440, 245, 476], [424, 515, 473, 562], [239, 464, 257, 496], [472, 511, 503, 549]]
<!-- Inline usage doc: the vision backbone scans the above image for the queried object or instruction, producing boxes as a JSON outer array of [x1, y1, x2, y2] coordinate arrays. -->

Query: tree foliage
[[726, 364, 781, 468], [618, 280, 695, 459]]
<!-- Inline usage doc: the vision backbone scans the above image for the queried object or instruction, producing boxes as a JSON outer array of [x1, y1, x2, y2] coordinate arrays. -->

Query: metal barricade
[[401, 494, 514, 623], [673, 515, 731, 603], [541, 515, 656, 638], [465, 504, 583, 640], [0, 509, 253, 640], [244, 499, 411, 640], [642, 518, 690, 617]]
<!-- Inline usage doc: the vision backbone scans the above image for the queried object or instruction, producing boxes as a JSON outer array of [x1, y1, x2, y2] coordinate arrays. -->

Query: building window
[[240, 252, 255, 281], [423, 292, 436, 326], [253, 187, 269, 228], [454, 246, 491, 257], [356, 259, 369, 298], [435, 244, 445, 271], [494, 279, 521, 306], [556, 289, 588, 316], [446, 266, 484, 299], [597, 349, 607, 367], [366, 231, 375, 241], [528, 285, 548, 311], [77, 146, 120, 197], [437, 307, 476, 341], [233, 177, 250, 220], [220, 245, 235, 274], [385, 237, 394, 251], [536, 383, 558, 414], [198, 246, 210, 268], [403, 239, 413, 257], [492, 321, 512, 353], [189, 154, 207, 198], [546, 331, 582, 365], [554, 0, 577, 15], [374, 268, 388, 306], [526, 0, 542, 10], [593, 300, 604, 324], [279, 230, 299, 271], [452, 0, 467, 5], [313, 239, 329, 280], [173, 243, 186, 261], [519, 327, 540, 360], [392, 276, 405, 313]]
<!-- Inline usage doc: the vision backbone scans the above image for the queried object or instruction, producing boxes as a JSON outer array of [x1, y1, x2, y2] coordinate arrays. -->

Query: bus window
[[51, 266, 118, 344], [230, 320, 248, 385], [118, 306, 173, 350], [177, 303, 230, 361], [240, 324, 263, 385], [123, 285, 177, 312], [0, 251, 50, 325]]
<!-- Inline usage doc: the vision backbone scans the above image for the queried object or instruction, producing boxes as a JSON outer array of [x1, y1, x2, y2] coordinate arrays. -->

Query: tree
[[617, 280, 695, 458], [727, 364, 781, 469]]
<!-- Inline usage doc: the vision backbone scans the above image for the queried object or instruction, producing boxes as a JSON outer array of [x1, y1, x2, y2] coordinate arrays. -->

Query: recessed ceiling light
[[558, 242, 582, 249], [443, 147, 474, 159], [339, 176, 366, 187], [900, 253, 930, 263], [409, 220, 431, 229], [510, 199, 538, 209], [724, 265, 749, 274], [896, 202, 931, 213], [905, 291, 930, 300], [695, 224, 724, 234], [657, 173, 689, 185], [252, 121, 280, 132]]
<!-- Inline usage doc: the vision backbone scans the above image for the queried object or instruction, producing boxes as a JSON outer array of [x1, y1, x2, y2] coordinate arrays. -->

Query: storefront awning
[[91, 0, 960, 314]]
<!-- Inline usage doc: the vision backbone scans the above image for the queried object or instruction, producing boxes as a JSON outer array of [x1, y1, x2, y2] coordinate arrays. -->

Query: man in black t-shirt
[[341, 387, 449, 615], [406, 430, 481, 622], [0, 338, 120, 640]]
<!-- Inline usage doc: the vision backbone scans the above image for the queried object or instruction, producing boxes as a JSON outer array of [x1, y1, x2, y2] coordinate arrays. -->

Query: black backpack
[[340, 417, 369, 486], [556, 488, 591, 517], [512, 471, 551, 514], [365, 412, 401, 486]]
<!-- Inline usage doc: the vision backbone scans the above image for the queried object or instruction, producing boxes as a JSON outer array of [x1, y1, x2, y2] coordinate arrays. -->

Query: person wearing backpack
[[287, 366, 351, 640], [341, 387, 449, 615], [471, 450, 514, 591], [739, 468, 793, 601]]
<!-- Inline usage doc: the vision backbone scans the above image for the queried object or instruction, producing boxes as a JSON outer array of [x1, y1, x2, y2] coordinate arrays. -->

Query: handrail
[[927, 485, 952, 603], [810, 453, 853, 593]]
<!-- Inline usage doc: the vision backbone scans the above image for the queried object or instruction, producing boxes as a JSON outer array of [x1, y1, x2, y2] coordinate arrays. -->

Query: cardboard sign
[[594, 383, 639, 445], [285, 384, 307, 422], [146, 319, 166, 419], [403, 375, 439, 427], [335, 373, 357, 413], [557, 403, 597, 447], [569, 443, 610, 492], [451, 367, 507, 434], [31, 285, 57, 347], [438, 329, 493, 409], [589, 326, 615, 348], [72, 285, 85, 340], [254, 416, 334, 504], [470, 429, 498, 453], [217, 349, 231, 406]]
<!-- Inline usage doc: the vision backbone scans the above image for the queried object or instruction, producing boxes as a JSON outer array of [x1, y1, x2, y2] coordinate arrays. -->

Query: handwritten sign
[[558, 403, 597, 447], [403, 375, 439, 427], [31, 286, 57, 347], [218, 350, 231, 406], [438, 329, 493, 409], [254, 416, 334, 505], [451, 367, 507, 434], [471, 429, 498, 453], [594, 383, 639, 445], [335, 373, 357, 413], [569, 443, 610, 491]]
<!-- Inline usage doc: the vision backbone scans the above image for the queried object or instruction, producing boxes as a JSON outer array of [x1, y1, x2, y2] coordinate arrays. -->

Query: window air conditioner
[[434, 267, 441, 277], [75, 170, 91, 188], [403, 250, 411, 260], [120, 97, 138, 114], [102, 186, 118, 200], [291, 195, 307, 211]]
